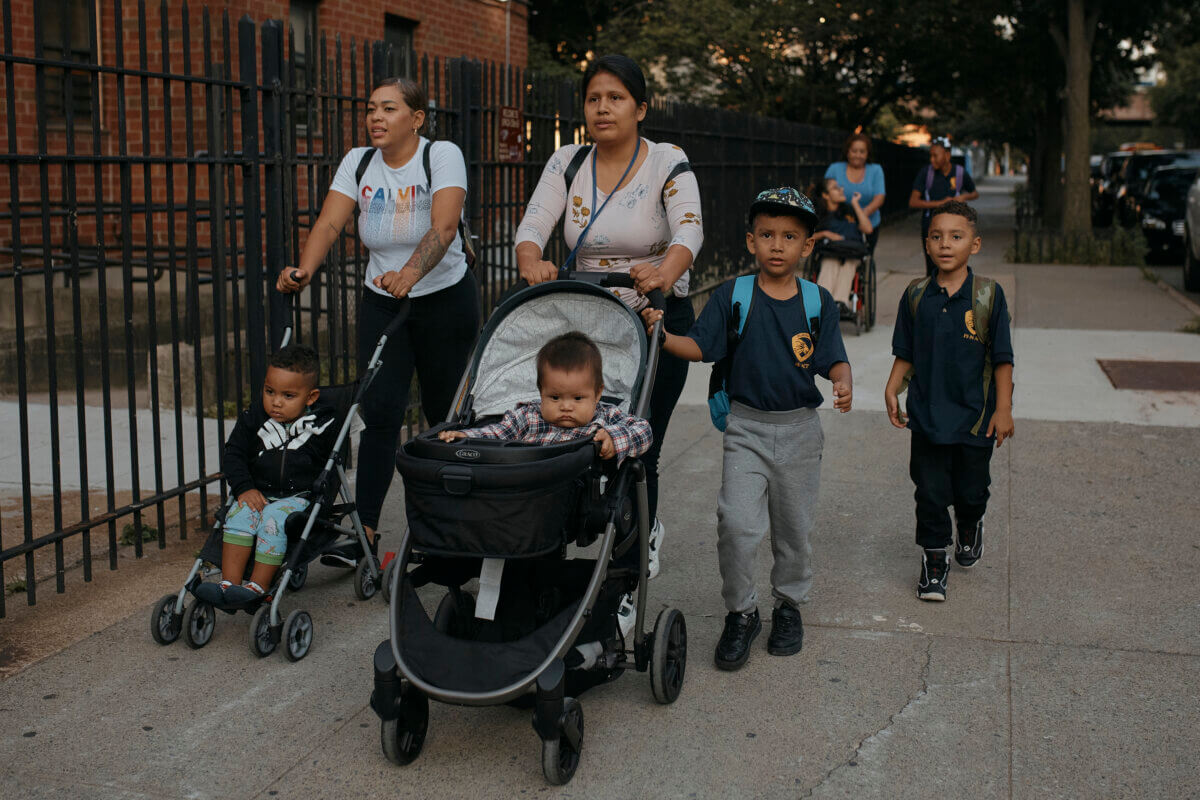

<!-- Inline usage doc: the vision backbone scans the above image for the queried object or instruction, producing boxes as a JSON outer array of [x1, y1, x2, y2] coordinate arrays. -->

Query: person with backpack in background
[[276, 77, 480, 566], [514, 55, 704, 627], [642, 187, 851, 671], [909, 137, 979, 276], [883, 201, 1014, 603]]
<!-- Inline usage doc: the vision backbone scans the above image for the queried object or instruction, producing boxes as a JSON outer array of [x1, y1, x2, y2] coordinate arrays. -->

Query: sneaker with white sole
[[917, 549, 949, 601], [955, 517, 984, 568], [617, 593, 635, 641], [648, 518, 665, 579]]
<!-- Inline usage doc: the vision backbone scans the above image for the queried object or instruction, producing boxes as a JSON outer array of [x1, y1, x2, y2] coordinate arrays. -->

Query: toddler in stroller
[[149, 301, 404, 659], [370, 272, 688, 786]]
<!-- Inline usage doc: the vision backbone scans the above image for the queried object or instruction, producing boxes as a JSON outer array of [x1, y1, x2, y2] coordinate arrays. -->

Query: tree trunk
[[1035, 88, 1066, 229], [1061, 0, 1094, 234]]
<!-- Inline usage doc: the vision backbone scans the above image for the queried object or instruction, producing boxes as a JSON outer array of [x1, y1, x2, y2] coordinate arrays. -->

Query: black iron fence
[[0, 1, 925, 616]]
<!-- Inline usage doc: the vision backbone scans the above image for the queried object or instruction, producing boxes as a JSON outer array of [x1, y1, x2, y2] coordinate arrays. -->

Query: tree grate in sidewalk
[[1097, 360, 1200, 391]]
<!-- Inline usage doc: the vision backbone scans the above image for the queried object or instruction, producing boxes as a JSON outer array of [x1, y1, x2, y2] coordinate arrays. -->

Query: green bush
[[120, 523, 159, 546]]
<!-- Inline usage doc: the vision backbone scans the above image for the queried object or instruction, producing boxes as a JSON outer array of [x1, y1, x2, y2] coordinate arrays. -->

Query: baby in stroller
[[195, 344, 337, 605], [438, 331, 651, 463]]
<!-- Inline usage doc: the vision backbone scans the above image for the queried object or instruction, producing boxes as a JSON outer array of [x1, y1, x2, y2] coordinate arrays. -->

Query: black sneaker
[[319, 539, 362, 569], [955, 518, 984, 568], [714, 609, 761, 671], [917, 549, 949, 601], [767, 604, 804, 656]]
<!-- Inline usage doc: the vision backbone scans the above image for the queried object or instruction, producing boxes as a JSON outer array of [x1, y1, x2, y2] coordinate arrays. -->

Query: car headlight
[[1142, 215, 1167, 230]]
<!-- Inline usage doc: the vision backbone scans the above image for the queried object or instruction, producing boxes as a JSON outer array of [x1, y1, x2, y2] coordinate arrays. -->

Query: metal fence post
[[239, 17, 266, 389], [261, 19, 287, 349]]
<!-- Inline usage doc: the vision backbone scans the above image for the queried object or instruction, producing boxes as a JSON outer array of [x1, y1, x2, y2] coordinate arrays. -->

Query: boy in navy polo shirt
[[884, 201, 1014, 602], [643, 187, 852, 670], [908, 138, 979, 277]]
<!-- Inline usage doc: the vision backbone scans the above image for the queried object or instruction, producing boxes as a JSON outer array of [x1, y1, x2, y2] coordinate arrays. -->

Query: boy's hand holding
[[832, 381, 853, 412], [987, 409, 1015, 447], [238, 489, 267, 513], [438, 430, 467, 443], [640, 307, 664, 335], [593, 428, 616, 460]]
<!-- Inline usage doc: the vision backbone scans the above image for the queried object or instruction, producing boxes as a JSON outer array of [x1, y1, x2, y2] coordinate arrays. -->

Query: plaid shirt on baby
[[456, 401, 652, 463]]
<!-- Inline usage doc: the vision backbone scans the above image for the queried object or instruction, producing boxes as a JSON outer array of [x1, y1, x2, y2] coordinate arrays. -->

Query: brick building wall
[[0, 0, 528, 254]]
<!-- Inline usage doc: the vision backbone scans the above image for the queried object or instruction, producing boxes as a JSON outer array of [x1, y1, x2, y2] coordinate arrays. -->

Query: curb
[[1150, 273, 1200, 318]]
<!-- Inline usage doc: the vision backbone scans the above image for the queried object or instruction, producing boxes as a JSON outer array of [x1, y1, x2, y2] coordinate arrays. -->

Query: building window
[[384, 14, 418, 78], [290, 0, 319, 93], [39, 0, 96, 120]]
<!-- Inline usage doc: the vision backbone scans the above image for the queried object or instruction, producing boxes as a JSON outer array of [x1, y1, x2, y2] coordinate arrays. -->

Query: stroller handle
[[554, 269, 666, 310]]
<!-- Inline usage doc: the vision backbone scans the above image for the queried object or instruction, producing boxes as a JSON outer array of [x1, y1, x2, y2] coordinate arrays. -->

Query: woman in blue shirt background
[[824, 133, 885, 253]]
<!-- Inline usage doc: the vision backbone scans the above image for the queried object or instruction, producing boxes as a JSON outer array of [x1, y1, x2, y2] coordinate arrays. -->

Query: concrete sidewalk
[[1, 179, 1198, 798]]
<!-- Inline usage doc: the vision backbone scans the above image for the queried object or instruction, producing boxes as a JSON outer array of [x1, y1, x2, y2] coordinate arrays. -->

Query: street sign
[[498, 105, 523, 163]]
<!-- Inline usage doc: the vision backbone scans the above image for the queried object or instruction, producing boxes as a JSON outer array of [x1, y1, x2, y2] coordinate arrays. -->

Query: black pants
[[909, 431, 993, 549], [356, 272, 480, 529], [643, 293, 695, 521]]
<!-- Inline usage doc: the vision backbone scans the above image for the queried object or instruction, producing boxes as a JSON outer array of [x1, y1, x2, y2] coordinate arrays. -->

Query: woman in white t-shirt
[[515, 55, 704, 592], [277, 77, 479, 556]]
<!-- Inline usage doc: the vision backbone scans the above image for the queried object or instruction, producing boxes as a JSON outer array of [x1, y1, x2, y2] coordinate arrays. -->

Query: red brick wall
[[0, 0, 528, 254]]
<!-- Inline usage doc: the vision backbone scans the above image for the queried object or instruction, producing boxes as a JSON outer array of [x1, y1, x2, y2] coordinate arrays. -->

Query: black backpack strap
[[562, 145, 593, 194], [421, 139, 476, 266], [355, 147, 376, 187], [660, 159, 693, 210], [421, 139, 432, 186]]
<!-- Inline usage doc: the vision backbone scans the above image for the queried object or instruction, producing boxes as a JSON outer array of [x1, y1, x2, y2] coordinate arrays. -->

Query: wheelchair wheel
[[866, 258, 877, 331]]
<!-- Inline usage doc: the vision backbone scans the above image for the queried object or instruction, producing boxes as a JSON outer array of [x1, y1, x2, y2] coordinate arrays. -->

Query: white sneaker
[[617, 593, 635, 640], [647, 518, 665, 579]]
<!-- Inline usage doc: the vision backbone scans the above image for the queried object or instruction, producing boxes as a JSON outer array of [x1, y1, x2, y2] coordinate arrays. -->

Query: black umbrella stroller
[[369, 272, 689, 785], [148, 280, 401, 659]]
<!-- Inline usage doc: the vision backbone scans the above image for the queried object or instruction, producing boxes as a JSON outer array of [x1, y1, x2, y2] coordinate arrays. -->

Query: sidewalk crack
[[801, 637, 934, 798]]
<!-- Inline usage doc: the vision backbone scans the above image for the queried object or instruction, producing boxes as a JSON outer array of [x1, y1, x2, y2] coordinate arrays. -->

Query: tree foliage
[[1149, 2, 1200, 144]]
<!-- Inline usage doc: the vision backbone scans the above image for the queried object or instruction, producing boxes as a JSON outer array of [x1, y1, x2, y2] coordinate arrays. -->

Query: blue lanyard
[[563, 138, 642, 270]]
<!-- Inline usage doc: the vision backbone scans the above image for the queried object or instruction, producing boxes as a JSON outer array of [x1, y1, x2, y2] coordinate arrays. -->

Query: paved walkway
[[2, 178, 1198, 798]]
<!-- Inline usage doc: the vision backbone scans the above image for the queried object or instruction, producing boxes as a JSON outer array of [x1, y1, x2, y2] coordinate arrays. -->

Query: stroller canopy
[[469, 283, 647, 418]]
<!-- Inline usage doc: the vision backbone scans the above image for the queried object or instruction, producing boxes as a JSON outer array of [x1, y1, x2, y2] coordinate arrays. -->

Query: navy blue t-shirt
[[912, 164, 977, 223], [816, 203, 864, 243], [689, 277, 849, 411], [892, 268, 1014, 447]]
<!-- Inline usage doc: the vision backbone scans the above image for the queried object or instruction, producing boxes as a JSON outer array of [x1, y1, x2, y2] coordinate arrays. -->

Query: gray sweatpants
[[717, 402, 824, 613]]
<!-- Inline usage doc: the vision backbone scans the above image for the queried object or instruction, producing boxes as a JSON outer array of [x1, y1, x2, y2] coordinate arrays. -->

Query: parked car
[[1116, 150, 1200, 227], [1185, 171, 1200, 291], [1092, 151, 1130, 227], [1134, 165, 1198, 261]]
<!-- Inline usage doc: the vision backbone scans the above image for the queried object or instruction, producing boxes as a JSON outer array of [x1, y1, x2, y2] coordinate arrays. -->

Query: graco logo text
[[455, 449, 481, 460]]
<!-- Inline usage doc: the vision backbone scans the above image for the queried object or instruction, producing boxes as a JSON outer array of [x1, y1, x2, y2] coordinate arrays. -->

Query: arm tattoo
[[406, 226, 452, 278]]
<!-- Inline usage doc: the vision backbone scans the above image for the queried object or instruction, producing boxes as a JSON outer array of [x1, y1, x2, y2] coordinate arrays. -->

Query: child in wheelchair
[[806, 178, 876, 332]]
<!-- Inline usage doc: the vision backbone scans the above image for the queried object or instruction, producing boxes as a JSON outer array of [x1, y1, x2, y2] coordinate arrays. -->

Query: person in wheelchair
[[195, 344, 338, 605], [438, 331, 651, 464], [810, 178, 873, 311]]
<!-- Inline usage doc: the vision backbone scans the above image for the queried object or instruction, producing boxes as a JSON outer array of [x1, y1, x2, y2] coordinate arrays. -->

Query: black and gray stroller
[[147, 297, 406, 660], [369, 272, 689, 785]]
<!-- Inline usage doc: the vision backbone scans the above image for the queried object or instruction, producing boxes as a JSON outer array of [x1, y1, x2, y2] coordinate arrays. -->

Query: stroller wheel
[[150, 594, 182, 645], [541, 697, 584, 786], [354, 558, 378, 601], [381, 558, 398, 605], [249, 605, 277, 658], [434, 591, 476, 638], [283, 609, 314, 662], [288, 562, 308, 591], [380, 688, 429, 766], [182, 601, 215, 649], [650, 607, 687, 705]]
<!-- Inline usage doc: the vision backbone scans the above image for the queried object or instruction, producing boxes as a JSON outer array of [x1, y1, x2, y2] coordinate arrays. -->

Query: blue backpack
[[707, 274, 822, 431]]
